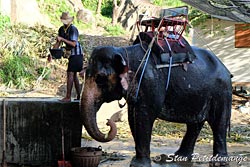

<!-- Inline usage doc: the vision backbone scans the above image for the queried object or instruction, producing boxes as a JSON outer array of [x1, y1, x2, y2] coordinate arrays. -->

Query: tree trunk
[[112, 0, 126, 26], [96, 0, 102, 15]]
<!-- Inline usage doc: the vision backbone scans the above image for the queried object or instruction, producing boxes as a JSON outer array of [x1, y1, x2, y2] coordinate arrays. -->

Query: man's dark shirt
[[58, 24, 83, 56]]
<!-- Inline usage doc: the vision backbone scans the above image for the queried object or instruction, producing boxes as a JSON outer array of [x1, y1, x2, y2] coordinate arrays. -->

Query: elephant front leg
[[175, 122, 204, 160], [128, 106, 155, 167]]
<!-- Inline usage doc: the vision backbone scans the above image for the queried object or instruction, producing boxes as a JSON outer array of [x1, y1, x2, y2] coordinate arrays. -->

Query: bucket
[[71, 146, 102, 167], [49, 48, 64, 59]]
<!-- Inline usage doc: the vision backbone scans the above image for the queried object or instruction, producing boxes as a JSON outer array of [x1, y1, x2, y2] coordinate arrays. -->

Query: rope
[[135, 49, 151, 98], [35, 61, 50, 89], [165, 56, 173, 90], [163, 36, 173, 91], [135, 34, 156, 98], [133, 17, 165, 99]]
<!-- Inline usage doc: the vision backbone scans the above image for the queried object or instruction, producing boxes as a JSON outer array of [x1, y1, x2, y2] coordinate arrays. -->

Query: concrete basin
[[0, 97, 82, 166]]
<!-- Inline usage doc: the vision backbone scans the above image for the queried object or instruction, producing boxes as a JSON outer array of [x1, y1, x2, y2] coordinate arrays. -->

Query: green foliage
[[101, 0, 113, 17], [0, 13, 11, 33], [75, 22, 93, 31], [188, 8, 210, 27], [82, 0, 98, 11], [152, 120, 185, 138], [0, 23, 38, 89], [104, 24, 126, 36], [0, 54, 36, 89], [82, 0, 113, 17], [37, 0, 74, 27], [0, 24, 56, 58], [153, 120, 250, 143], [150, 0, 209, 27], [0, 23, 56, 89], [151, 0, 185, 7], [38, 0, 116, 34], [152, 0, 163, 6], [36, 66, 51, 80], [227, 126, 250, 143], [39, 0, 94, 34]]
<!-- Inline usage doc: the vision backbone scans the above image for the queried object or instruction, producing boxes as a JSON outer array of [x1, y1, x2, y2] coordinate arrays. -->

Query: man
[[53, 12, 83, 102]]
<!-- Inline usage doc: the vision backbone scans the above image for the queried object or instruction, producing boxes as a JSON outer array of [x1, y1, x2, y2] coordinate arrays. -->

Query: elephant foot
[[174, 150, 193, 161], [209, 161, 229, 167], [208, 155, 230, 167], [130, 156, 151, 167]]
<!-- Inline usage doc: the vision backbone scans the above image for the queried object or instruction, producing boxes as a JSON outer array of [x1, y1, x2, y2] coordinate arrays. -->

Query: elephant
[[80, 42, 232, 167]]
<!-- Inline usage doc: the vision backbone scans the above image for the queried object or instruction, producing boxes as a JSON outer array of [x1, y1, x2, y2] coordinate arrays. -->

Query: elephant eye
[[95, 74, 108, 87]]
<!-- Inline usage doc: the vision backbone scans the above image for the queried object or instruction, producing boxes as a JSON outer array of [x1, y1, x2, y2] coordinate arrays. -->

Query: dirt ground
[[85, 137, 250, 167]]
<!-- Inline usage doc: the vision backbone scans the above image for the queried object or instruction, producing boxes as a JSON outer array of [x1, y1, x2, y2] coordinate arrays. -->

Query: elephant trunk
[[80, 78, 117, 142]]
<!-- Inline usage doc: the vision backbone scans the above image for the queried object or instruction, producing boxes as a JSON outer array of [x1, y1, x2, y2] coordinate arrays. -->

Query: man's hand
[[47, 54, 52, 62], [56, 36, 64, 42]]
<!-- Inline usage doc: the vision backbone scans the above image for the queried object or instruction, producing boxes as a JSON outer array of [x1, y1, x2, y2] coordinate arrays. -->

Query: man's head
[[60, 12, 74, 25]]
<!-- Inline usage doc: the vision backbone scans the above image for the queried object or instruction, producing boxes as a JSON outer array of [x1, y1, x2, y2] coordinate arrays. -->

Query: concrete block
[[0, 97, 82, 166]]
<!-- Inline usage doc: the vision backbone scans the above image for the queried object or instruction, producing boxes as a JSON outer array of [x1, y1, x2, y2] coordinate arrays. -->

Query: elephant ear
[[113, 54, 129, 91], [113, 53, 128, 74]]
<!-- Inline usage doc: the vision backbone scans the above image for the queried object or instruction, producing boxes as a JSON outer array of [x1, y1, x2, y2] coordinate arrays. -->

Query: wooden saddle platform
[[133, 6, 196, 67]]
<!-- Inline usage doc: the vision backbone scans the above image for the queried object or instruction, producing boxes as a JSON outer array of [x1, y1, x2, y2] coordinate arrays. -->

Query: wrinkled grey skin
[[80, 44, 232, 167]]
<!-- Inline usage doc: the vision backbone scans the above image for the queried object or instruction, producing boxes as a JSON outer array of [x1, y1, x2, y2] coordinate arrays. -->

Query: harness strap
[[135, 33, 157, 98], [164, 36, 173, 91]]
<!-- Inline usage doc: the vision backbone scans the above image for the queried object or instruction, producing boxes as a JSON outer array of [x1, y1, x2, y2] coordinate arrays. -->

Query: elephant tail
[[227, 106, 231, 138]]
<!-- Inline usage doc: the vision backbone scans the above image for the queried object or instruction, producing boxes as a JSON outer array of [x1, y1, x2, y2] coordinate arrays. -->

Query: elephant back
[[133, 31, 196, 65]]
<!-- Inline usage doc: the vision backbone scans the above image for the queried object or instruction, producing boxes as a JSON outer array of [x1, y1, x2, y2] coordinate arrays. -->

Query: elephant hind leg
[[130, 156, 152, 167], [207, 121, 228, 157], [208, 95, 231, 158], [208, 120, 229, 157], [206, 93, 231, 167], [175, 122, 204, 160], [207, 120, 229, 166]]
